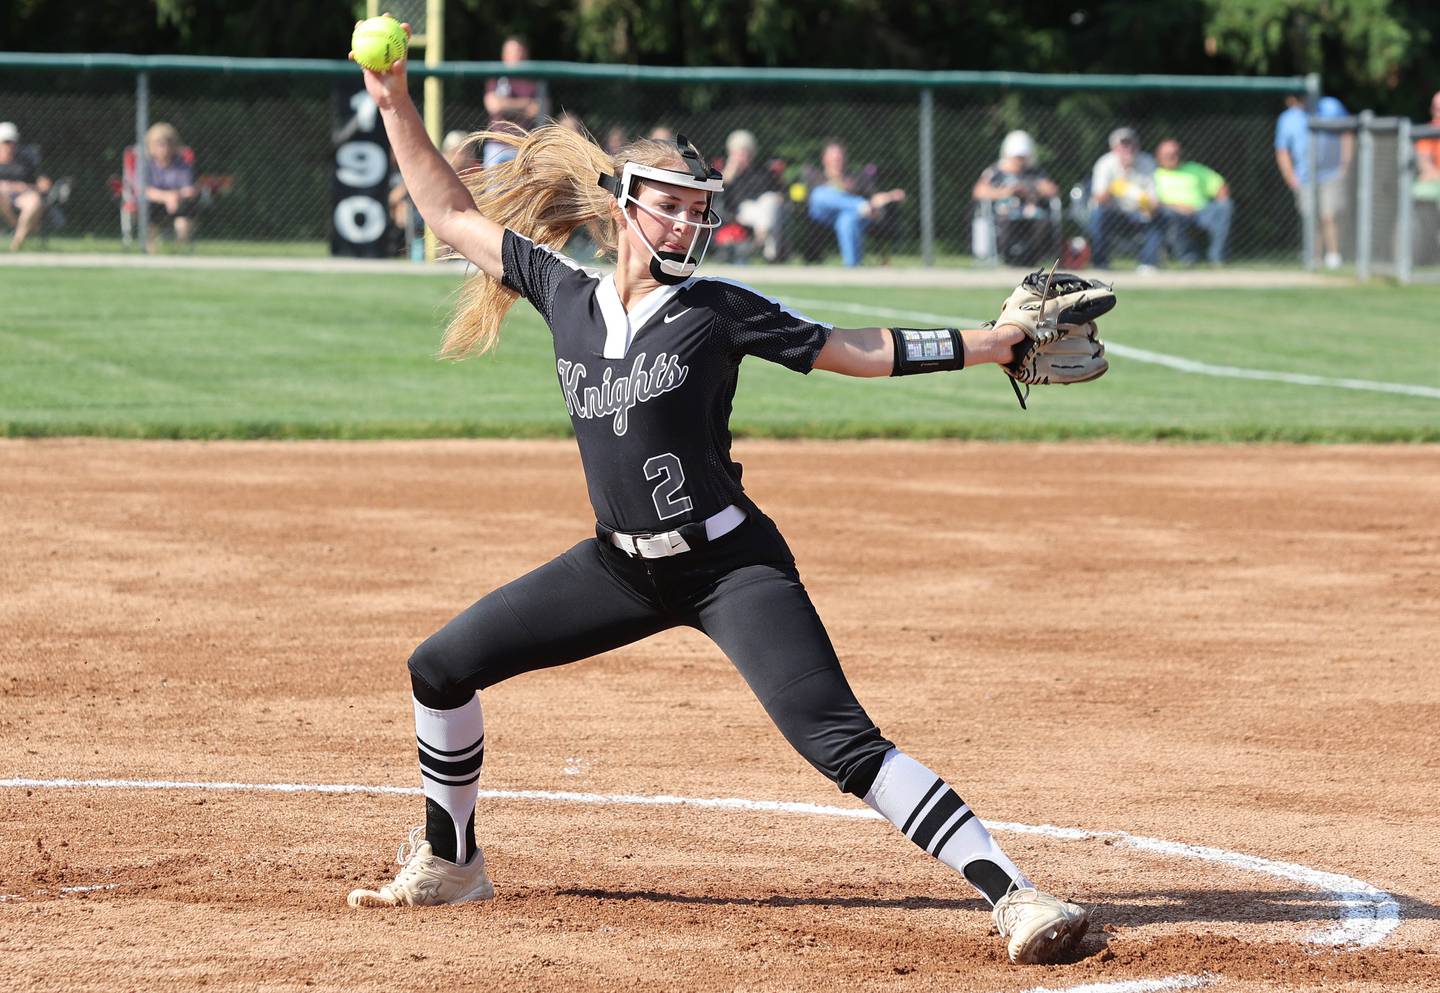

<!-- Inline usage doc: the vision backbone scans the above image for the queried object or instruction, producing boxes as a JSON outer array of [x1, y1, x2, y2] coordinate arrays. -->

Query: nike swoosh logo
[[663, 308, 692, 323]]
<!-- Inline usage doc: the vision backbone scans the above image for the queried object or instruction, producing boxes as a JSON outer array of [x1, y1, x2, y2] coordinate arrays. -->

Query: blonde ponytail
[[440, 125, 686, 359]]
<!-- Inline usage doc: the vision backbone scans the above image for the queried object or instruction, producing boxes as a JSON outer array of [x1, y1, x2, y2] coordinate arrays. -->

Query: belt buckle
[[636, 531, 689, 558]]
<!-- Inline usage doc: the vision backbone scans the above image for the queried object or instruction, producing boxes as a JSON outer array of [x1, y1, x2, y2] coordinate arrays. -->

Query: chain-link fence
[[3, 53, 1329, 270], [1314, 114, 1440, 284], [0, 60, 341, 254]]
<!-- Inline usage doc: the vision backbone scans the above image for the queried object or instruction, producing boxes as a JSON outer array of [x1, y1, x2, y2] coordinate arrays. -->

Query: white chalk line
[[1, 776, 1398, 950], [1017, 975, 1217, 993], [0, 883, 117, 903], [785, 295, 1440, 401]]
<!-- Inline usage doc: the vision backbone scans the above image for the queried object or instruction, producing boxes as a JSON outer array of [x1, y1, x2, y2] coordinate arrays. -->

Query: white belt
[[607, 504, 747, 559]]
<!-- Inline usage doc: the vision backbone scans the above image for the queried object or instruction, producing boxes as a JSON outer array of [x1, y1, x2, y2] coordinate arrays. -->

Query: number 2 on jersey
[[644, 453, 693, 520]]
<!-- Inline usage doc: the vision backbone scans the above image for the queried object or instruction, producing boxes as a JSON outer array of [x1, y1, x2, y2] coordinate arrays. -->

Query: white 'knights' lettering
[[556, 351, 689, 436]]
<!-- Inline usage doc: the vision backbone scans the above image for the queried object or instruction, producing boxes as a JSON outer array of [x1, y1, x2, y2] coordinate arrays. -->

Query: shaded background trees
[[2, 1, 1436, 115]]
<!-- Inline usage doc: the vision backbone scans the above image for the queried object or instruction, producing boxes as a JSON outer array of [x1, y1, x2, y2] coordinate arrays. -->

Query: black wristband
[[889, 327, 965, 376]]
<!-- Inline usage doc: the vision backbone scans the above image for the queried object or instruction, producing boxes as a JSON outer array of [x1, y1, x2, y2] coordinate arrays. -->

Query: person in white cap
[[0, 122, 53, 252], [1088, 126, 1162, 272], [972, 130, 1060, 265], [718, 129, 785, 262]]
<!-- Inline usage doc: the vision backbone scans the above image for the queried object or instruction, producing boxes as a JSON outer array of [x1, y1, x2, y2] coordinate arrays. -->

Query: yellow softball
[[351, 15, 407, 72]]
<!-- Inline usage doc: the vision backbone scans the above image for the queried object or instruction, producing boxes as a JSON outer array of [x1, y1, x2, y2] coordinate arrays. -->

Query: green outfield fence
[[0, 52, 1338, 268]]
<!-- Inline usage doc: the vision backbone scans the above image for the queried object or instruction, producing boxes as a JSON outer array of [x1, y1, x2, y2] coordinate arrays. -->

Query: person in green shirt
[[1154, 139, 1232, 265]]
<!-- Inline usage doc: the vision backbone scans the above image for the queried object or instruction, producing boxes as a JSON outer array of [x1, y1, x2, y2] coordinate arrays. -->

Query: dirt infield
[[2, 439, 1437, 992]]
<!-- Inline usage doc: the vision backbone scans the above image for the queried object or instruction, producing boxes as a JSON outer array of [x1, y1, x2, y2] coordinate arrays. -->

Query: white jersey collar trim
[[595, 276, 630, 359], [597, 276, 697, 360]]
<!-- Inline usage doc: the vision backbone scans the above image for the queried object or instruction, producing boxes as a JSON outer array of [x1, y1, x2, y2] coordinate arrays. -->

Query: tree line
[[4, 0, 1437, 118]]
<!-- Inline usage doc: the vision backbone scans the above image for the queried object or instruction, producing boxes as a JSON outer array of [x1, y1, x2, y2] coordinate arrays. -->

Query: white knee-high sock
[[864, 748, 1030, 905], [413, 693, 484, 865]]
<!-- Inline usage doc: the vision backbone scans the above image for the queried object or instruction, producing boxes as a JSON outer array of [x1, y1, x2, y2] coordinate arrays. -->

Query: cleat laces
[[394, 824, 425, 866]]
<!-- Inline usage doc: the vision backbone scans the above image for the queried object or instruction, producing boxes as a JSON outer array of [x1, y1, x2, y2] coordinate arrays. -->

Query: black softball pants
[[408, 513, 895, 798]]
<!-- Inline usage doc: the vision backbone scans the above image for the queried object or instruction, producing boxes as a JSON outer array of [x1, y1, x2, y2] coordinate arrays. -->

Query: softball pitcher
[[347, 37, 1111, 967]]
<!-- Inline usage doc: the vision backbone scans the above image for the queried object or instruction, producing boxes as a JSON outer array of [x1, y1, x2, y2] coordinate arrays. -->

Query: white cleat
[[347, 826, 495, 908], [992, 887, 1089, 964]]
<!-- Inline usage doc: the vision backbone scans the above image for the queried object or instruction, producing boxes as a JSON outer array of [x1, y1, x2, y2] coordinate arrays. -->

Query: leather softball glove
[[993, 266, 1115, 408]]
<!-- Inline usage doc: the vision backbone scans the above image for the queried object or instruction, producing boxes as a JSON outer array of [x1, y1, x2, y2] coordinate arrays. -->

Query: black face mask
[[649, 250, 693, 285]]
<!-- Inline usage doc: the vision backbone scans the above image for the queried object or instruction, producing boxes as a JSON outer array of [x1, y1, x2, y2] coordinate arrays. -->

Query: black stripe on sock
[[420, 767, 482, 788], [930, 807, 975, 859], [418, 746, 485, 779], [964, 858, 1017, 906], [911, 789, 964, 852], [416, 733, 485, 758], [901, 778, 945, 835]]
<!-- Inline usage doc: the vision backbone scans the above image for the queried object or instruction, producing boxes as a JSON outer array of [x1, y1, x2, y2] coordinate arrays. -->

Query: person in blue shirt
[[1275, 93, 1352, 270]]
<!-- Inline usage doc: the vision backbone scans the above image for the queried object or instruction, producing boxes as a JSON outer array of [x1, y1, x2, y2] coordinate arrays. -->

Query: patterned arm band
[[889, 327, 965, 376]]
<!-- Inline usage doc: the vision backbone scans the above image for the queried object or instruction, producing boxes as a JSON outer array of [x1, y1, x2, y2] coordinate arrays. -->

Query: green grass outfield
[[3, 265, 1437, 442]]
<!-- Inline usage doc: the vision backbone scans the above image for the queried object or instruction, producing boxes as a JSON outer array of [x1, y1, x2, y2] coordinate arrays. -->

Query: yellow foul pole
[[422, 0, 444, 262]]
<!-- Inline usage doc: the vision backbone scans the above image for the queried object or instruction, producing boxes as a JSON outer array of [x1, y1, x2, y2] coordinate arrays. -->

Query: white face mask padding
[[599, 139, 726, 282]]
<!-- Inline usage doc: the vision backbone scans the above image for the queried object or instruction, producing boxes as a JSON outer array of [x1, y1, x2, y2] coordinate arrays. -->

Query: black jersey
[[501, 229, 832, 533]]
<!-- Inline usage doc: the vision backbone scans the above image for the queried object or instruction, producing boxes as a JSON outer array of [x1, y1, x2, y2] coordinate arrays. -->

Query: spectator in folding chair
[[716, 129, 785, 263], [1087, 126, 1162, 273], [806, 139, 906, 267], [0, 121, 54, 252], [140, 122, 200, 252], [1154, 139, 1232, 266], [971, 130, 1061, 266]]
